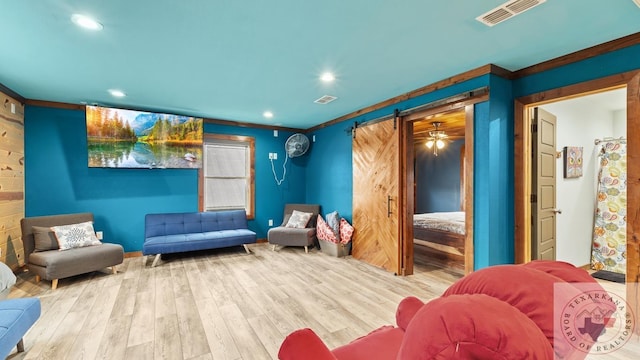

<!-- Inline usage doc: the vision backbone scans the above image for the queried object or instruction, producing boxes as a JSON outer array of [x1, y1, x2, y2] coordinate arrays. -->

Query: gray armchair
[[20, 213, 124, 289], [268, 204, 320, 253]]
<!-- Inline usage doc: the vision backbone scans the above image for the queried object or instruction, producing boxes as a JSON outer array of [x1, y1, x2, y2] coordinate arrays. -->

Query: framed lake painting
[[86, 105, 203, 169], [563, 146, 583, 178]]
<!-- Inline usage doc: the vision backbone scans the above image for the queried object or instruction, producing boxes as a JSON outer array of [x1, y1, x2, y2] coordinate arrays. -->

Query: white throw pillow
[[50, 221, 102, 251], [285, 210, 313, 229]]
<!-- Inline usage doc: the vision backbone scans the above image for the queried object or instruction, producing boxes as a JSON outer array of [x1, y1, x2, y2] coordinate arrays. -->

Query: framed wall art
[[563, 146, 583, 178]]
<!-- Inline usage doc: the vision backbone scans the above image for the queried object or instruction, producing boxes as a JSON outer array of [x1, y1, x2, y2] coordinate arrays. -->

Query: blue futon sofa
[[143, 210, 257, 266], [0, 298, 41, 358]]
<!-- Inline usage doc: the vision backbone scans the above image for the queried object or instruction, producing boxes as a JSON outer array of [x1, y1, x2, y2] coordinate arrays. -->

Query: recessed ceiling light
[[71, 14, 103, 31], [320, 72, 335, 82], [263, 111, 274, 119], [108, 89, 126, 98]]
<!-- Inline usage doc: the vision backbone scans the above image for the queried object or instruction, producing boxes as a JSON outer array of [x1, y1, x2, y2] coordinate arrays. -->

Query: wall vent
[[314, 95, 337, 104], [477, 0, 546, 27]]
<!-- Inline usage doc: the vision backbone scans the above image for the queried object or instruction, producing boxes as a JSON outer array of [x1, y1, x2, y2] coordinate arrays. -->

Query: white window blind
[[203, 142, 250, 211]]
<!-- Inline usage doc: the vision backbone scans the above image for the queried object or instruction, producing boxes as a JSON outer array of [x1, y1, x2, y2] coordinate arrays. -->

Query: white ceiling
[[543, 88, 627, 114]]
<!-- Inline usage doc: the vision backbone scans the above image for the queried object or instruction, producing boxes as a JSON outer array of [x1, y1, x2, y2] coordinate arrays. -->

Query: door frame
[[401, 102, 477, 275], [514, 70, 640, 328]]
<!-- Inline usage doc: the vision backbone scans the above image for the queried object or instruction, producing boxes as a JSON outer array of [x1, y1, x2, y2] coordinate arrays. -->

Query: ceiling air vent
[[314, 95, 337, 104], [477, 0, 546, 27]]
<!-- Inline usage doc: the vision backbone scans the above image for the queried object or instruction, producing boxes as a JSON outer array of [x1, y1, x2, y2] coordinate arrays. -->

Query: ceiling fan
[[425, 121, 448, 156]]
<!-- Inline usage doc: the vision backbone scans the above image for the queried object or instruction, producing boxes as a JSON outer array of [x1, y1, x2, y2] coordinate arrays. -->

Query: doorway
[[403, 104, 475, 276], [411, 109, 467, 275], [530, 89, 627, 267], [519, 86, 628, 265], [514, 70, 640, 328], [350, 88, 484, 276]]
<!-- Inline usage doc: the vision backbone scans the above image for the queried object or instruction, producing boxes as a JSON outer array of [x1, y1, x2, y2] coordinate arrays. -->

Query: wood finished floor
[[7, 244, 461, 360], [7, 244, 639, 359]]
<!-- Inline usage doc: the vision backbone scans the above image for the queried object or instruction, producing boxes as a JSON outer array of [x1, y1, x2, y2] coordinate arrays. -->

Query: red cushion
[[332, 326, 405, 360], [395, 296, 424, 331], [339, 218, 354, 244], [522, 260, 596, 283], [278, 328, 337, 360], [317, 214, 338, 243], [443, 265, 590, 359], [398, 294, 554, 359]]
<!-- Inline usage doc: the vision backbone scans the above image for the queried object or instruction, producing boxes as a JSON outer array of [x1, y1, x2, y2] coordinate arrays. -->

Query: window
[[200, 134, 255, 219]]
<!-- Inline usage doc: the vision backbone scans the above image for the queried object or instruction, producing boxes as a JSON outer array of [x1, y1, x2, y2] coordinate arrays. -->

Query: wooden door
[[352, 118, 401, 274], [531, 107, 557, 260]]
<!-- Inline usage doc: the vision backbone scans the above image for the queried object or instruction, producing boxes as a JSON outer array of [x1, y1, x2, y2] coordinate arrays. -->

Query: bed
[[413, 211, 466, 271]]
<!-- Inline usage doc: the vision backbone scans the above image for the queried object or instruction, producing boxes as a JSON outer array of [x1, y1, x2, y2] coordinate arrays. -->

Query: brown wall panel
[[0, 91, 25, 269]]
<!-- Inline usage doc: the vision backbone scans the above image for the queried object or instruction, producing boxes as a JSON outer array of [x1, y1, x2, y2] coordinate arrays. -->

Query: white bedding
[[413, 211, 465, 235]]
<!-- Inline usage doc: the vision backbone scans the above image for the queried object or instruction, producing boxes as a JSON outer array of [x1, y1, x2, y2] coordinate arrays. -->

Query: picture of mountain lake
[[86, 106, 203, 169]]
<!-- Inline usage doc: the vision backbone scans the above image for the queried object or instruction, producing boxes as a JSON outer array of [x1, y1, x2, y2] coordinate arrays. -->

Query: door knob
[[552, 208, 562, 214]]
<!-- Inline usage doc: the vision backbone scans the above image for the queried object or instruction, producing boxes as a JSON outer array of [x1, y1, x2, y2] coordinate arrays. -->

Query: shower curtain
[[591, 141, 627, 274]]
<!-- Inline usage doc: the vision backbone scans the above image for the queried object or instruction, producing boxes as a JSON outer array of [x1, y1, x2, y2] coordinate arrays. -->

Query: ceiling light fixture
[[425, 122, 448, 156], [108, 89, 126, 98], [320, 72, 335, 82], [71, 14, 104, 31], [263, 111, 274, 119]]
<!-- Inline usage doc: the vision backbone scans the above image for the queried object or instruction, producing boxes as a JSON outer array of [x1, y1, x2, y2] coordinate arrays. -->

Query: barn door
[[352, 118, 402, 274], [531, 107, 558, 260]]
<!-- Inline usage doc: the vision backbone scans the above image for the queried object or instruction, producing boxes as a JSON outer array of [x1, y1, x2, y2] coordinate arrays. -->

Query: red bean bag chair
[[278, 296, 424, 360], [278, 261, 608, 360], [398, 294, 553, 359]]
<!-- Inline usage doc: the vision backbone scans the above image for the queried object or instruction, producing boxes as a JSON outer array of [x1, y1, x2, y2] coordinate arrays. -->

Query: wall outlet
[[10, 103, 16, 114], [269, 153, 273, 160], [96, 231, 103, 240], [273, 130, 278, 137], [268, 219, 273, 226], [272, 152, 277, 160], [312, 135, 316, 142]]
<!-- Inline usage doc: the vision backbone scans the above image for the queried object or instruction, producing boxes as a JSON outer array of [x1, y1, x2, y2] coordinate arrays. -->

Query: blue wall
[[415, 139, 464, 213], [24, 106, 305, 252], [303, 42, 640, 271], [306, 74, 521, 269], [306, 76, 492, 223], [202, 123, 307, 231], [23, 42, 640, 266], [303, 121, 355, 220], [514, 44, 640, 97], [475, 75, 514, 268]]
